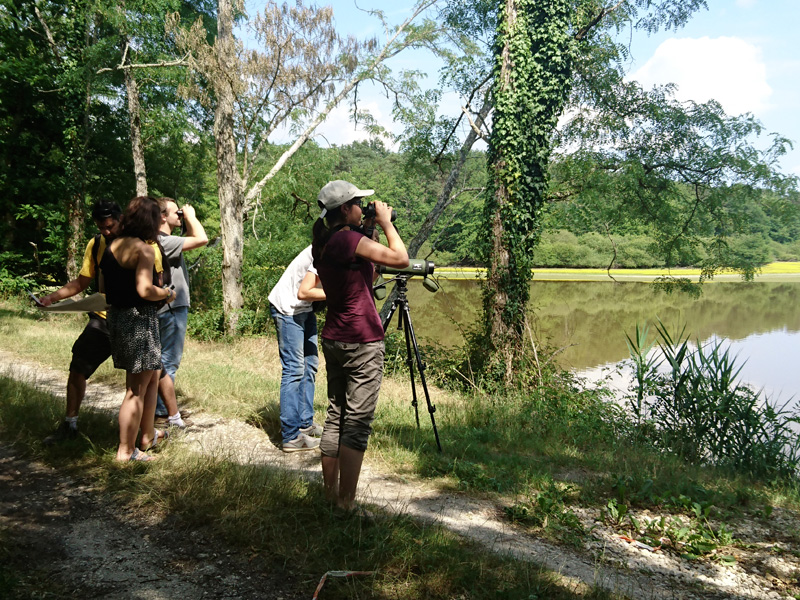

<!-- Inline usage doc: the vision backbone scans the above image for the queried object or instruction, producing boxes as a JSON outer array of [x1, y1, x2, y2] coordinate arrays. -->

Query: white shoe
[[168, 415, 187, 429], [282, 433, 320, 453], [299, 422, 323, 437]]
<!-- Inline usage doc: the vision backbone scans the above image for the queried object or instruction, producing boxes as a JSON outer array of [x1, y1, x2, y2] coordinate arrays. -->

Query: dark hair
[[311, 199, 360, 264], [156, 196, 176, 215], [91, 200, 122, 222], [120, 196, 161, 242]]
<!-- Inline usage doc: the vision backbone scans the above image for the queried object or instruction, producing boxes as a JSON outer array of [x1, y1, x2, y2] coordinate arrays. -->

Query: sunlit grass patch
[[0, 375, 612, 600], [2, 302, 798, 517]]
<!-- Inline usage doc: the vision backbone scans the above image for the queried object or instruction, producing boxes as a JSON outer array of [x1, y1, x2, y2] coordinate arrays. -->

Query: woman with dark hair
[[101, 196, 175, 461], [310, 180, 408, 511]]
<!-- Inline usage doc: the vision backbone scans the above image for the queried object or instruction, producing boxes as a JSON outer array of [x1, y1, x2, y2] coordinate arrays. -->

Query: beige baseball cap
[[317, 180, 374, 218]]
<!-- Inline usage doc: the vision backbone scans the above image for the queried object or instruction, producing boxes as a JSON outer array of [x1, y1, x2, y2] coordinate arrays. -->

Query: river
[[396, 278, 800, 402]]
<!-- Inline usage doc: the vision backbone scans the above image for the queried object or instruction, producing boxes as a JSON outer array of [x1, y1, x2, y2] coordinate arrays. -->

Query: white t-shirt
[[267, 245, 318, 316]]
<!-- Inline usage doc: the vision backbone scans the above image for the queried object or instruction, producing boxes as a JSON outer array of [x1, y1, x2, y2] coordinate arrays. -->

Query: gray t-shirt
[[158, 233, 189, 313]]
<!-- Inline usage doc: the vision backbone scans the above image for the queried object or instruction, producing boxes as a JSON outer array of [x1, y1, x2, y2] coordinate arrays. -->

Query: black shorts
[[69, 315, 112, 378]]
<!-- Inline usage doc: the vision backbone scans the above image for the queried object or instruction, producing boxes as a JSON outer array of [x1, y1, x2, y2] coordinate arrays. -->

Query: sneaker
[[282, 433, 320, 453], [299, 422, 323, 437], [44, 421, 78, 446], [167, 415, 187, 429]]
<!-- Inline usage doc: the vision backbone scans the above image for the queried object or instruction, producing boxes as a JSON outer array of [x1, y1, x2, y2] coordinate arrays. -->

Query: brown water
[[394, 279, 800, 400]]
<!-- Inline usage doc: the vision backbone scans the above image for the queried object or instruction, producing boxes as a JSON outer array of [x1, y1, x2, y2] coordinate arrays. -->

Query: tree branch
[[574, 0, 626, 41], [96, 53, 191, 74], [243, 0, 438, 209], [33, 4, 62, 64], [433, 71, 493, 165]]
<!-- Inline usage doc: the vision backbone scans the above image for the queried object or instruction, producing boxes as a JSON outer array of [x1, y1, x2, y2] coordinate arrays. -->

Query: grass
[[2, 300, 798, 513], [1, 298, 799, 595], [0, 374, 616, 600]]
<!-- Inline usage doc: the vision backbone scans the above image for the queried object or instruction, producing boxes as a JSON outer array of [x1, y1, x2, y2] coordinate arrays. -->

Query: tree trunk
[[65, 194, 84, 281], [484, 184, 511, 349], [216, 0, 244, 335], [122, 41, 148, 196], [483, 0, 518, 353], [480, 0, 573, 382], [380, 97, 491, 322], [66, 29, 94, 281]]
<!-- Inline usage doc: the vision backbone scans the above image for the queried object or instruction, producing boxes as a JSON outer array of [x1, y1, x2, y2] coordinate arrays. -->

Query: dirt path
[[0, 442, 300, 599], [1, 350, 797, 599]]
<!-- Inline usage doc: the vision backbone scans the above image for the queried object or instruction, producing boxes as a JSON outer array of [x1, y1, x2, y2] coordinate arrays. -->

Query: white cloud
[[312, 99, 396, 147], [630, 36, 772, 117]]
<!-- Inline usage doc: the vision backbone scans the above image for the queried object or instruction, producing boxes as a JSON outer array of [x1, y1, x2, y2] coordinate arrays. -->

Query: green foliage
[[602, 495, 737, 562], [482, 0, 575, 337], [0, 0, 217, 285], [0, 267, 35, 299], [0, 0, 129, 280], [624, 322, 660, 422], [625, 320, 800, 478], [506, 481, 581, 527]]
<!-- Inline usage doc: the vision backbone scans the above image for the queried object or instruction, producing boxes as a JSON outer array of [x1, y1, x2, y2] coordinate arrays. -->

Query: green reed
[[626, 320, 800, 478]]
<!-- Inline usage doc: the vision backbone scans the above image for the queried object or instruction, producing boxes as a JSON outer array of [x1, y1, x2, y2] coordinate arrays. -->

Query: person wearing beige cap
[[309, 179, 408, 513]]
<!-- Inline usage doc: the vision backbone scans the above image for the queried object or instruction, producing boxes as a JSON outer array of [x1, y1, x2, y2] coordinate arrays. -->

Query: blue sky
[[625, 0, 800, 176], [244, 1, 799, 177]]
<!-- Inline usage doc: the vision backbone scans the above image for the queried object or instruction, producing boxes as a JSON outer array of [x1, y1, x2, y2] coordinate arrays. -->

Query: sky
[[243, 1, 800, 177]]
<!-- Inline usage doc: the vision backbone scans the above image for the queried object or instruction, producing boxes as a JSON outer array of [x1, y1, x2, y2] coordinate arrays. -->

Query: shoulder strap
[[91, 234, 102, 290], [155, 238, 172, 287]]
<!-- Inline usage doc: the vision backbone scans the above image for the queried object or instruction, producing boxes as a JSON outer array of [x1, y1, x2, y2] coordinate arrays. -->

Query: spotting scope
[[377, 259, 438, 293], [378, 258, 434, 277]]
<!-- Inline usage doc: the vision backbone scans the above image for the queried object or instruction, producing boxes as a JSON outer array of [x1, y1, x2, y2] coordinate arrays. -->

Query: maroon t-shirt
[[316, 229, 384, 343]]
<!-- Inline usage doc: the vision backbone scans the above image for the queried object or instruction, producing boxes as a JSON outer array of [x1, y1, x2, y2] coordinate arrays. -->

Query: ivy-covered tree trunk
[[481, 0, 573, 379], [215, 0, 244, 335]]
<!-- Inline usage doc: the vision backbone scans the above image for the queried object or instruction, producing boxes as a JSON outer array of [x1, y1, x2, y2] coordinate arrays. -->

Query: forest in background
[[5, 135, 800, 332], [2, 0, 800, 342]]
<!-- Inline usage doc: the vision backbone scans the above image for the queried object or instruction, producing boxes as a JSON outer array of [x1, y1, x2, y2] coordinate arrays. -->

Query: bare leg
[[65, 371, 86, 417], [157, 373, 180, 416], [139, 370, 160, 449], [337, 445, 365, 511], [116, 369, 157, 461], [321, 455, 339, 505]]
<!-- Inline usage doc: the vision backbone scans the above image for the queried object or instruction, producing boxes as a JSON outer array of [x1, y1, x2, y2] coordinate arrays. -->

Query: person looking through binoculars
[[311, 180, 409, 512]]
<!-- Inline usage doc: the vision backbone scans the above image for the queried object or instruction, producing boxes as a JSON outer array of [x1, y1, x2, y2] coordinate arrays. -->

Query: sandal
[[129, 448, 155, 462], [144, 429, 170, 452]]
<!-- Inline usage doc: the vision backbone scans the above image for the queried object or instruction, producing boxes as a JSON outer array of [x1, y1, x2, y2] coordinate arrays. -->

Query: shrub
[[0, 266, 33, 299], [625, 320, 800, 478]]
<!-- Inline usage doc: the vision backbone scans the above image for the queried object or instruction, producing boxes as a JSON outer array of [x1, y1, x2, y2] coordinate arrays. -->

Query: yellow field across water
[[433, 262, 800, 282]]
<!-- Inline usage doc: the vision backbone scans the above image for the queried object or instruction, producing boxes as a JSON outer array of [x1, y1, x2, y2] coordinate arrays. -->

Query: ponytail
[[311, 205, 345, 265]]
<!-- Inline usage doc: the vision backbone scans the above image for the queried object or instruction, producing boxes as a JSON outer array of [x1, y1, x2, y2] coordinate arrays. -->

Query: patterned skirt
[[107, 304, 161, 373]]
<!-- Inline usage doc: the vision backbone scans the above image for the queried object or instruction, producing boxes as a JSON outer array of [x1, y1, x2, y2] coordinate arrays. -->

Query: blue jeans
[[270, 304, 318, 444], [156, 306, 189, 415]]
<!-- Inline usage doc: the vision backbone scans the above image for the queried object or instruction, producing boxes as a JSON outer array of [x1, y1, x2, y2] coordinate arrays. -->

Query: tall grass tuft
[[623, 322, 660, 422], [625, 321, 800, 478]]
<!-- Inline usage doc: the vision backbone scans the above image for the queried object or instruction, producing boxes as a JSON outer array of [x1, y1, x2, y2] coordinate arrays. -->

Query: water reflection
[[397, 279, 800, 399]]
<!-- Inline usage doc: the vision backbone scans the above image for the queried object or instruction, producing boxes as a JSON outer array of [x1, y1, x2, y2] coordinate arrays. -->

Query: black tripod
[[381, 276, 442, 452]]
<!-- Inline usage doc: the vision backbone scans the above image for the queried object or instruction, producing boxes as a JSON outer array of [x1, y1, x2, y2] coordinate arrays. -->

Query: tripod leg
[[400, 308, 421, 429], [400, 303, 442, 453], [381, 298, 399, 333]]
